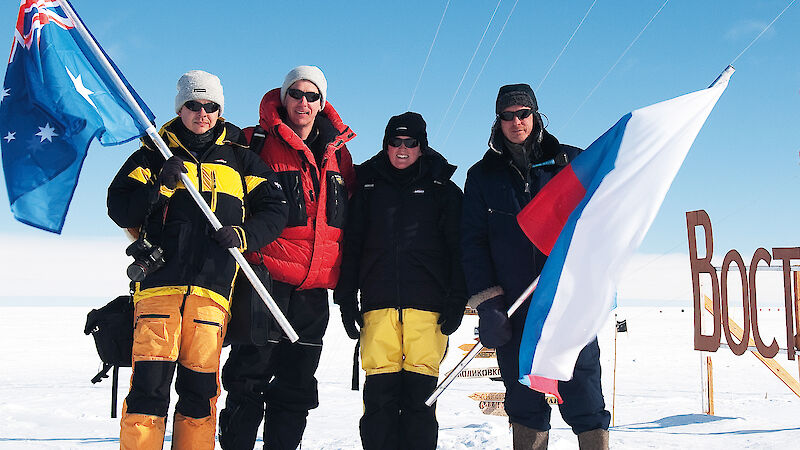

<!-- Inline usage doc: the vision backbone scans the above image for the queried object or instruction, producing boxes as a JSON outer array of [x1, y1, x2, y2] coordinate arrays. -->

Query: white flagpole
[[425, 276, 540, 406], [56, 0, 299, 343]]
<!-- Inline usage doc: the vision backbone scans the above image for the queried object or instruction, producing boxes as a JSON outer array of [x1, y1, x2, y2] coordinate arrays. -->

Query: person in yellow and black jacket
[[334, 112, 467, 450], [107, 70, 288, 450]]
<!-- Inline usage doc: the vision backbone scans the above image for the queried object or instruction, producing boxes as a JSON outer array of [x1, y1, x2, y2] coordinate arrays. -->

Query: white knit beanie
[[280, 65, 327, 109], [174, 70, 224, 115]]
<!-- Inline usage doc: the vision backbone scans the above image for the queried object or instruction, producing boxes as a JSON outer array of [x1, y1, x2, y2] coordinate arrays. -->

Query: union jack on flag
[[0, 0, 154, 233], [10, 0, 74, 63]]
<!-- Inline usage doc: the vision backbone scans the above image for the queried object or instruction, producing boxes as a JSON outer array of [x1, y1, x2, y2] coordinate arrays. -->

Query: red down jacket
[[243, 88, 356, 289]]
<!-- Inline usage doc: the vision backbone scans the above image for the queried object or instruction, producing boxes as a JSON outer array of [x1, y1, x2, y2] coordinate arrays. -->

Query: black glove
[[437, 301, 465, 336], [159, 156, 188, 189], [213, 226, 241, 249], [476, 295, 511, 349], [339, 303, 363, 340]]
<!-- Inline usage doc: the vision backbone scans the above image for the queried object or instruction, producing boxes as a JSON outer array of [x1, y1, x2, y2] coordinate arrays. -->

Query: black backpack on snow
[[84, 294, 134, 417]]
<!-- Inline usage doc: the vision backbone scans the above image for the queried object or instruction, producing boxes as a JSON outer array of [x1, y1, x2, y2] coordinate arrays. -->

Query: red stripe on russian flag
[[517, 164, 586, 256], [525, 375, 563, 404]]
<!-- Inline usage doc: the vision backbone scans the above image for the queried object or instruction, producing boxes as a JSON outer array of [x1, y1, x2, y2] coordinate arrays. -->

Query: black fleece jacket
[[334, 147, 467, 314]]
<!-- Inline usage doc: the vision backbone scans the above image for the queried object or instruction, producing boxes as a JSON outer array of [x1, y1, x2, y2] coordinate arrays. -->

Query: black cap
[[495, 83, 538, 114], [383, 111, 428, 151]]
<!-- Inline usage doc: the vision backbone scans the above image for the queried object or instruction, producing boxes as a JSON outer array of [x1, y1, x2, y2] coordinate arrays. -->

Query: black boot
[[577, 428, 609, 450], [512, 423, 548, 450]]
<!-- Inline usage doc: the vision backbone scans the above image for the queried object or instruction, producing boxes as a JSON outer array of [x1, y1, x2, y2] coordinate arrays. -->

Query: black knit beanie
[[495, 83, 538, 114], [382, 111, 428, 152]]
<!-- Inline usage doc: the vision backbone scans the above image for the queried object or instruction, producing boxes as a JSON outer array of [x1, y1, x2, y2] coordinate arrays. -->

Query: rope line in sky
[[535, 0, 599, 93], [442, 0, 520, 146], [408, 0, 451, 110], [731, 0, 797, 65], [433, 0, 503, 141], [621, 1, 799, 278], [557, 0, 670, 136]]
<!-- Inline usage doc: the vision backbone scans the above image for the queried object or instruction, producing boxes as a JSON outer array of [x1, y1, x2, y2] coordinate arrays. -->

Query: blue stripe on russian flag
[[517, 113, 631, 385]]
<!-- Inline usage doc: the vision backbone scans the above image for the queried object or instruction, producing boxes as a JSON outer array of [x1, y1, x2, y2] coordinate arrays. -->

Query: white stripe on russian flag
[[517, 79, 729, 393]]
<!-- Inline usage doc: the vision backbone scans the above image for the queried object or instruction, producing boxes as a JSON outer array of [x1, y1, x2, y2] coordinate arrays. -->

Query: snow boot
[[512, 423, 548, 450], [577, 428, 609, 450]]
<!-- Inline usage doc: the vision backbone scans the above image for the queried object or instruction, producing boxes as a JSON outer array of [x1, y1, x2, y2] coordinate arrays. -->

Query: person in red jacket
[[219, 65, 356, 450]]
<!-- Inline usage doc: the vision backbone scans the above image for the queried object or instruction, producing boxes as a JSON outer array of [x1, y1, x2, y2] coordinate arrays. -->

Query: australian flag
[[0, 0, 154, 233]]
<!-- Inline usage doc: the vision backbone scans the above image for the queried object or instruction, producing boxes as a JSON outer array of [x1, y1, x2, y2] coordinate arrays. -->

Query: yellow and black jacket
[[107, 118, 288, 310]]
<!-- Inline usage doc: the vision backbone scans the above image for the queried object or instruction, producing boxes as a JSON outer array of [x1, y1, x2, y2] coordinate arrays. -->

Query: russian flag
[[516, 68, 733, 400]]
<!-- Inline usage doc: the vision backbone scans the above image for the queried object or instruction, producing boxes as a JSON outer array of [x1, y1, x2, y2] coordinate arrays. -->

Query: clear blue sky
[[1, 0, 798, 260]]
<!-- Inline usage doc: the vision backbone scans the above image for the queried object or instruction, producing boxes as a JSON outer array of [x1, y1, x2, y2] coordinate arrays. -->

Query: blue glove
[[476, 296, 511, 349]]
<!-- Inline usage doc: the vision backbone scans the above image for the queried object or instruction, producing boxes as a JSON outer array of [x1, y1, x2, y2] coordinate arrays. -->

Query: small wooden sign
[[478, 400, 507, 416], [456, 367, 501, 379], [474, 350, 496, 358], [458, 343, 496, 358], [469, 392, 506, 401]]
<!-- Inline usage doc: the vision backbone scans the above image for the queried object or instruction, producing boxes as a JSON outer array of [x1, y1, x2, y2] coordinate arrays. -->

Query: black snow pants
[[218, 281, 329, 450]]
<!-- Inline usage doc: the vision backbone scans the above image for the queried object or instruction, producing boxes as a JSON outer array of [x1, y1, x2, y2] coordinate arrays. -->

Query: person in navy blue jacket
[[461, 84, 610, 449]]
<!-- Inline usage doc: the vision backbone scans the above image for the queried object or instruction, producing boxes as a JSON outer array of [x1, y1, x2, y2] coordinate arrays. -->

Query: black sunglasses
[[287, 88, 321, 103], [184, 100, 220, 114], [388, 137, 419, 148], [498, 108, 533, 121]]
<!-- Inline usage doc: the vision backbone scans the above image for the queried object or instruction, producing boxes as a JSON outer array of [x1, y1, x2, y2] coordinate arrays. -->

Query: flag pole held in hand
[[425, 276, 539, 406], [56, 0, 298, 342]]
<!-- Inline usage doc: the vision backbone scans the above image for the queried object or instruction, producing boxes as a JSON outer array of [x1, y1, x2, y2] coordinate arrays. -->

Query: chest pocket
[[276, 170, 307, 227], [325, 171, 347, 229]]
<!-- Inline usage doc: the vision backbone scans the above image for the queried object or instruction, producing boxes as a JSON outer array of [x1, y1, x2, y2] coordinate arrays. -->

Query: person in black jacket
[[107, 70, 288, 450], [334, 112, 466, 450], [461, 84, 610, 449]]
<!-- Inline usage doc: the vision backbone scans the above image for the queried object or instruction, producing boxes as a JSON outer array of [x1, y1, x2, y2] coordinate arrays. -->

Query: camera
[[125, 237, 166, 282]]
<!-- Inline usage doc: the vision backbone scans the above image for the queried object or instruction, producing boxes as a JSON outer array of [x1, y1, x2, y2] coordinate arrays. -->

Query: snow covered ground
[[1, 304, 799, 449]]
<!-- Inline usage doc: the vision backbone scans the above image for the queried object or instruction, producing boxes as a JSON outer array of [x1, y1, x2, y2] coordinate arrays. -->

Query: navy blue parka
[[461, 123, 580, 329], [461, 120, 610, 433]]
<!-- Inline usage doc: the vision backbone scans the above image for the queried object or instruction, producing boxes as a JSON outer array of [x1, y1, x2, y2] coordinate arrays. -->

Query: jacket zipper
[[487, 208, 514, 216], [211, 171, 218, 212]]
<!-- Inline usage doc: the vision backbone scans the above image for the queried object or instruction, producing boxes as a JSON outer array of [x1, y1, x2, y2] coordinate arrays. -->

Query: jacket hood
[[258, 88, 355, 153], [361, 146, 456, 185], [141, 117, 238, 157], [485, 119, 563, 165]]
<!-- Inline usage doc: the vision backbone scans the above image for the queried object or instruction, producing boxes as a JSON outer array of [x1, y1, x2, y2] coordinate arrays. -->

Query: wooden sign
[[478, 400, 507, 416], [456, 367, 501, 379], [703, 294, 800, 398], [471, 392, 557, 416], [687, 210, 800, 359], [469, 392, 505, 401], [458, 343, 496, 358]]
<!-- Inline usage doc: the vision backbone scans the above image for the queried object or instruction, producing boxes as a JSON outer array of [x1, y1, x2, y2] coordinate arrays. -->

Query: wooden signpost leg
[[706, 356, 714, 415], [703, 294, 800, 398], [794, 271, 800, 381], [612, 314, 618, 427]]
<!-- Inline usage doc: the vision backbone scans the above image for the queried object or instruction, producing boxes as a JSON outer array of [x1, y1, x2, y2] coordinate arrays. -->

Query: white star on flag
[[36, 123, 58, 142], [0, 87, 9, 104], [3, 131, 15, 142], [66, 67, 97, 109]]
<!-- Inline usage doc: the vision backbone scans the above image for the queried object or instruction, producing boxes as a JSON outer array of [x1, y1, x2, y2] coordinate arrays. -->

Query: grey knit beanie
[[495, 83, 537, 114], [174, 70, 224, 115], [281, 65, 327, 109]]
